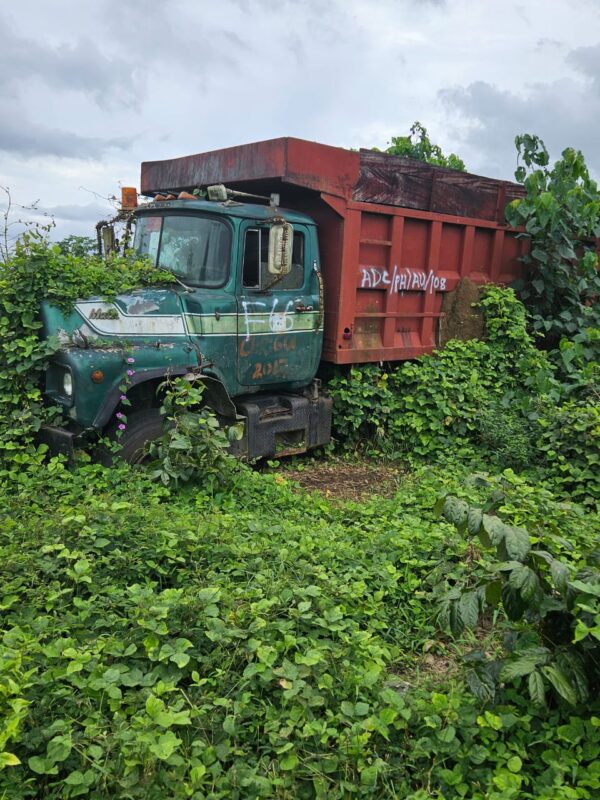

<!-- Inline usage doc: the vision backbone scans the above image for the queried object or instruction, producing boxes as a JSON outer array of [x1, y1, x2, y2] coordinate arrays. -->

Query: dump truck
[[40, 137, 527, 461]]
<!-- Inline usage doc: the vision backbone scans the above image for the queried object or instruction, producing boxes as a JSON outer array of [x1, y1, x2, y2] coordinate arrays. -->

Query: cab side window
[[242, 228, 305, 290]]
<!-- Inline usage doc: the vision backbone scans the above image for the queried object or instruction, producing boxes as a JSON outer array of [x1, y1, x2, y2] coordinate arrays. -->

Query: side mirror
[[100, 225, 116, 257], [268, 222, 293, 275]]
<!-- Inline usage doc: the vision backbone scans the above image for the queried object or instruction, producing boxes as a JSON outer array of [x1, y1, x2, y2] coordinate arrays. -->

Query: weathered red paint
[[141, 138, 528, 365]]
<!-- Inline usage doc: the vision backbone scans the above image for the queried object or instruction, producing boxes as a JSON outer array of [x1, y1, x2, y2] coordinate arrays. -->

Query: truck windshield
[[134, 214, 231, 288]]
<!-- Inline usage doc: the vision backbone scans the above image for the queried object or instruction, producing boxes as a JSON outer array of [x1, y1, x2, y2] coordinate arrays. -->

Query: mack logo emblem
[[89, 307, 119, 320]]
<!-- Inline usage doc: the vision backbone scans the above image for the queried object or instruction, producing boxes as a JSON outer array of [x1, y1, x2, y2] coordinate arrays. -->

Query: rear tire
[[100, 408, 165, 465]]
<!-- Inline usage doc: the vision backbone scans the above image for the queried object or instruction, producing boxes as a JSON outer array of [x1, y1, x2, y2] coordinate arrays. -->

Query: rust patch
[[439, 277, 484, 346]]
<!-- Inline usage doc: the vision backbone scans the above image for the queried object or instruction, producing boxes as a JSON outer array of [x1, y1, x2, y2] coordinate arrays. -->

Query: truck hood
[[41, 288, 188, 346]]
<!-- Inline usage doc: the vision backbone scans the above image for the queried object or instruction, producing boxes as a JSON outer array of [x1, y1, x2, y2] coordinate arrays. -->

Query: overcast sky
[[1, 0, 599, 241]]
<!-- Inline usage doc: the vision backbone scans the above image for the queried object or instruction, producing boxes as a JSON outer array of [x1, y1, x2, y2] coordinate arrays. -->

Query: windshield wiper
[[167, 272, 194, 293]]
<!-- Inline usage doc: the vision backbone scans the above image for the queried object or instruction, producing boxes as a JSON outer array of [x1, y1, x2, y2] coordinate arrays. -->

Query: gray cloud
[[439, 71, 600, 179], [568, 43, 600, 93], [536, 38, 563, 50], [0, 13, 141, 110], [100, 0, 247, 75], [1, 0, 598, 242], [0, 113, 130, 160], [35, 203, 111, 222]]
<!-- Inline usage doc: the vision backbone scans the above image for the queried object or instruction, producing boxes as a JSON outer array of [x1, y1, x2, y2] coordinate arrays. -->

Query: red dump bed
[[141, 138, 527, 364]]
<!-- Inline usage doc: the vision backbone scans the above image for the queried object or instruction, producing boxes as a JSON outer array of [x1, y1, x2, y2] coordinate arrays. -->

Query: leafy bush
[[381, 121, 466, 171], [475, 401, 535, 471], [328, 286, 553, 467], [537, 399, 600, 507], [506, 134, 600, 348], [0, 233, 173, 471], [148, 376, 242, 489], [435, 490, 600, 710], [1, 458, 599, 798], [552, 327, 600, 397]]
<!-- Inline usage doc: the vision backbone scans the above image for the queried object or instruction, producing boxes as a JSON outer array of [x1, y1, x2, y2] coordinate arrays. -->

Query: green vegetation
[[380, 122, 466, 171], [0, 131, 599, 797], [328, 286, 599, 507], [0, 231, 173, 471], [1, 458, 599, 799], [506, 134, 600, 349]]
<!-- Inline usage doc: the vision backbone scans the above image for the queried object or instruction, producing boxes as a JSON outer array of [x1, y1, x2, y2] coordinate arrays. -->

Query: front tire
[[101, 408, 165, 465]]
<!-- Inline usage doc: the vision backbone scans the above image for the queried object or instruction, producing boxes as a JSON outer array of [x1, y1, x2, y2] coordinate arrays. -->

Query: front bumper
[[38, 425, 77, 459]]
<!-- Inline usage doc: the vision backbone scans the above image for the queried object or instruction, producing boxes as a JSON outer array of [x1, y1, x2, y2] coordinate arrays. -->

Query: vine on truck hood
[[0, 231, 173, 473]]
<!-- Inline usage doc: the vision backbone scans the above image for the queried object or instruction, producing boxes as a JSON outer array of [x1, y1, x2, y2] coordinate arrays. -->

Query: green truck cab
[[41, 195, 332, 462]]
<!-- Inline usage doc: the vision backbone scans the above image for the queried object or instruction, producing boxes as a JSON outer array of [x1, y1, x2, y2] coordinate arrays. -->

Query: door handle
[[294, 303, 313, 313]]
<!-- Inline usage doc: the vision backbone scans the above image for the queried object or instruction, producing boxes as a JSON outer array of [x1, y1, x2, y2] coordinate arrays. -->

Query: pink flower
[[120, 394, 127, 401], [118, 423, 126, 431], [127, 357, 135, 363], [116, 412, 124, 419], [126, 369, 135, 377]]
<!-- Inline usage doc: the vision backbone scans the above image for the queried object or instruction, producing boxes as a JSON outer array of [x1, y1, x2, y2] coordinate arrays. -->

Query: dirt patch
[[280, 460, 405, 502]]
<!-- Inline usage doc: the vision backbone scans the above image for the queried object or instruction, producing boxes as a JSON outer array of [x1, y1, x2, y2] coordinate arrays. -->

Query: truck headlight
[[62, 371, 73, 398]]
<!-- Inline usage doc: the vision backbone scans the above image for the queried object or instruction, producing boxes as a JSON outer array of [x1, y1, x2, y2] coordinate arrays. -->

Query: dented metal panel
[[354, 151, 525, 222], [141, 137, 360, 199]]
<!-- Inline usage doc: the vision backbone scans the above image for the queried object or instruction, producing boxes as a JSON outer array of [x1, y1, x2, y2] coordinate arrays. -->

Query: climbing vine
[[0, 232, 172, 471]]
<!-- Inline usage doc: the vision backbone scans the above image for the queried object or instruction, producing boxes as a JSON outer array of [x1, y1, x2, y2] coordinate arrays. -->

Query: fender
[[93, 368, 188, 429], [93, 368, 237, 429], [196, 372, 237, 419]]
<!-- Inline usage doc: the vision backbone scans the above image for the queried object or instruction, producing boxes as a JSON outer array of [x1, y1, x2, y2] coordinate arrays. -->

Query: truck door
[[237, 222, 322, 388]]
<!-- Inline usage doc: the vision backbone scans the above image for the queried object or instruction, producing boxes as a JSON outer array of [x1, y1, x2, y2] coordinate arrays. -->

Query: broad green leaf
[[485, 580, 502, 606], [443, 497, 469, 529], [223, 716, 236, 735], [28, 756, 57, 775], [466, 668, 495, 703], [437, 725, 456, 743], [170, 651, 190, 668], [355, 702, 370, 717], [341, 701, 354, 717], [508, 564, 539, 601], [528, 671, 546, 706], [550, 561, 570, 593], [542, 665, 577, 706], [501, 655, 539, 681], [149, 732, 181, 761], [47, 735, 72, 763], [482, 515, 507, 547], [467, 507, 483, 535], [360, 765, 379, 786], [0, 752, 20, 769], [504, 527, 530, 562], [458, 592, 479, 629], [501, 584, 526, 621], [280, 753, 299, 771]]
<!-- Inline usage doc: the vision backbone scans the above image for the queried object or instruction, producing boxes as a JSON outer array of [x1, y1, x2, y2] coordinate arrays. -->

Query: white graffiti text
[[359, 265, 447, 295]]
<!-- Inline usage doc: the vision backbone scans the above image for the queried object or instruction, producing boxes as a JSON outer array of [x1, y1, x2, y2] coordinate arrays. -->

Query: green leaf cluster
[[435, 485, 600, 711], [328, 286, 550, 463], [1, 457, 599, 798], [381, 122, 466, 171], [147, 376, 242, 488], [506, 134, 600, 348], [0, 233, 173, 472], [327, 285, 600, 506]]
